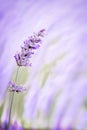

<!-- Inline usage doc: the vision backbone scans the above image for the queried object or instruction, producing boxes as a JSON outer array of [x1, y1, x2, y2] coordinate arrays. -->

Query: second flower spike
[[9, 81, 26, 93]]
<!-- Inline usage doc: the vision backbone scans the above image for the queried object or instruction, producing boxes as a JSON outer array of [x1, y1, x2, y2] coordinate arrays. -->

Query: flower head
[[9, 81, 26, 93], [14, 29, 45, 67]]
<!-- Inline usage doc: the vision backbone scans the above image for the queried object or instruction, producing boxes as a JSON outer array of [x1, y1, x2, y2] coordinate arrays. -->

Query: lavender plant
[[8, 29, 45, 130]]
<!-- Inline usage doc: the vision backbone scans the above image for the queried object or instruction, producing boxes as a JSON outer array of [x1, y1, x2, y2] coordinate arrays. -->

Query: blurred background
[[0, 0, 87, 129]]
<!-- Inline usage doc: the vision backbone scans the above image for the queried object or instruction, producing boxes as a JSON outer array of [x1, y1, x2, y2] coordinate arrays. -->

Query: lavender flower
[[9, 81, 26, 93], [7, 29, 46, 130], [14, 29, 45, 67]]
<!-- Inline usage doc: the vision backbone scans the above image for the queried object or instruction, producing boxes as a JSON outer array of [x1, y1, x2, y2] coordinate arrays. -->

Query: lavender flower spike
[[14, 29, 45, 67], [9, 81, 26, 93]]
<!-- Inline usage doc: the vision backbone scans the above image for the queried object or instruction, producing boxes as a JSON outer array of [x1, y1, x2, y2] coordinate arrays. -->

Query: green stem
[[8, 67, 20, 130]]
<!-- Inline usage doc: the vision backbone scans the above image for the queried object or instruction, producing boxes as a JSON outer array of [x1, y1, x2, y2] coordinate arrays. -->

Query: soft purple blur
[[0, 0, 87, 129], [0, 121, 24, 130]]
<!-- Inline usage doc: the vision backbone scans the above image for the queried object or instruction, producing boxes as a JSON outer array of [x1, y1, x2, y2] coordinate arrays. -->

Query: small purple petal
[[38, 29, 46, 37]]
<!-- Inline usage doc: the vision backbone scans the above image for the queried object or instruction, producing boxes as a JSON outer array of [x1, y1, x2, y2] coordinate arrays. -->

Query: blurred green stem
[[8, 67, 20, 130]]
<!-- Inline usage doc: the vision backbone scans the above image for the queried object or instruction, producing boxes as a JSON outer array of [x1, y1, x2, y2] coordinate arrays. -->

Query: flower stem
[[8, 67, 20, 130]]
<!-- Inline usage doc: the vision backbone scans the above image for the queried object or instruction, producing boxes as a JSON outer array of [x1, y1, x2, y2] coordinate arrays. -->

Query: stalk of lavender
[[8, 29, 45, 130], [8, 67, 20, 130]]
